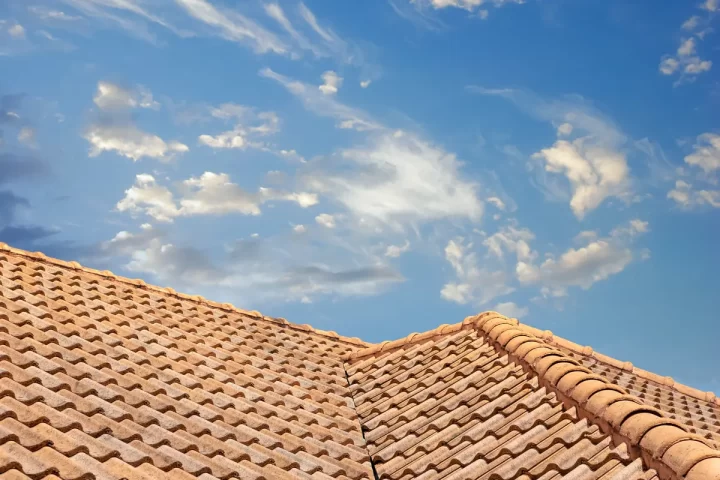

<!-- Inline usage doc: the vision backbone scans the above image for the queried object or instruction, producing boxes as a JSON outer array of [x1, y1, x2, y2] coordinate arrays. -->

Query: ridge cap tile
[[471, 311, 720, 480]]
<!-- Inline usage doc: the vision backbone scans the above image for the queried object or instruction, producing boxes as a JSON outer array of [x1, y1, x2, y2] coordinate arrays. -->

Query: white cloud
[[360, 80, 372, 88], [483, 224, 536, 263], [493, 301, 528, 319], [486, 196, 506, 211], [175, 0, 287, 54], [260, 67, 381, 131], [306, 130, 482, 229], [17, 127, 36, 146], [277, 149, 306, 163], [441, 238, 514, 306], [418, 0, 523, 12], [685, 133, 720, 174], [557, 122, 573, 136], [660, 28, 713, 83], [116, 172, 317, 222], [28, 7, 82, 22], [93, 81, 159, 111], [667, 180, 720, 209], [532, 139, 630, 219], [293, 224, 307, 233], [516, 219, 648, 292], [659, 57, 680, 75], [116, 174, 180, 222], [60, 0, 188, 43], [470, 87, 632, 218], [85, 123, 188, 161], [298, 2, 335, 43], [682, 16, 701, 31], [315, 213, 336, 228], [199, 104, 280, 150], [8, 24, 25, 39], [319, 71, 343, 96], [702, 0, 719, 12], [385, 240, 410, 258]]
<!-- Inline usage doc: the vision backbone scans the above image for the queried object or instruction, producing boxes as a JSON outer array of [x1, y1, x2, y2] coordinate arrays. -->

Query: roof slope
[[1, 242, 720, 480], [346, 324, 655, 480], [346, 313, 720, 480], [518, 324, 720, 447], [0, 244, 374, 479]]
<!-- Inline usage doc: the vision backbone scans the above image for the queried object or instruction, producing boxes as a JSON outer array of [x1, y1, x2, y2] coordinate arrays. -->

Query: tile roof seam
[[0, 242, 370, 349], [341, 359, 381, 480], [471, 311, 720, 480], [345, 313, 720, 409]]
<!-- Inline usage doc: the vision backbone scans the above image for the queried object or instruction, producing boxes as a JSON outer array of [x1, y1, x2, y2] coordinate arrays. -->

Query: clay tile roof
[[1, 242, 719, 480]]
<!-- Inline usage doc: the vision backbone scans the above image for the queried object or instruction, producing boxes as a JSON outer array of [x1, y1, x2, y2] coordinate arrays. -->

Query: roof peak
[[0, 242, 371, 348]]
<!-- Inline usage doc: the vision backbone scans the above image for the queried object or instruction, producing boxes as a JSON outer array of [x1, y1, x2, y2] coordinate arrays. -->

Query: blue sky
[[1, 0, 719, 393]]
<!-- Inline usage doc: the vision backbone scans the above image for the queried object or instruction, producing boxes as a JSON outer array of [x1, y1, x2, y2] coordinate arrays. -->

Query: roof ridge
[[346, 321, 475, 360], [473, 311, 720, 480], [348, 312, 719, 407], [517, 323, 720, 407], [0, 242, 371, 348]]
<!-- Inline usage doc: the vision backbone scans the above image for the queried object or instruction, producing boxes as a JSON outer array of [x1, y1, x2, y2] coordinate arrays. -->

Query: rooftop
[[0, 241, 718, 480]]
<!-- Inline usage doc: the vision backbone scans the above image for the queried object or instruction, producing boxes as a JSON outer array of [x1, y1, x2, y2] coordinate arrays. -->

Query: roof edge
[[474, 311, 720, 480], [0, 242, 371, 348]]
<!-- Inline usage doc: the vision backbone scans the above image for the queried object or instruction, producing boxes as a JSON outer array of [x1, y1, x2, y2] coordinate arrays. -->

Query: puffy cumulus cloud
[[116, 172, 318, 222], [93, 81, 159, 111], [385, 240, 410, 258], [440, 238, 514, 306], [319, 71, 343, 96], [8, 24, 26, 39], [198, 105, 280, 150], [85, 81, 184, 161], [360, 80, 372, 88], [85, 123, 188, 162], [660, 3, 715, 85], [659, 37, 712, 81], [116, 174, 180, 222], [493, 301, 529, 319], [516, 219, 649, 294], [260, 68, 381, 131], [315, 213, 336, 228], [469, 87, 632, 219], [684, 133, 720, 174], [667, 180, 720, 209], [305, 130, 482, 230], [532, 138, 630, 219]]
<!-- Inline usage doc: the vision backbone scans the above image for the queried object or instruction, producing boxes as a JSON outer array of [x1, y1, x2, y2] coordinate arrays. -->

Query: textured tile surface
[[1, 243, 720, 480], [0, 247, 374, 479], [346, 327, 661, 480]]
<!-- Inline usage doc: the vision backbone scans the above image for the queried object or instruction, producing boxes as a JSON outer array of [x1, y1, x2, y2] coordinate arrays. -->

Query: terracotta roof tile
[[1, 243, 719, 479], [0, 244, 375, 479]]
